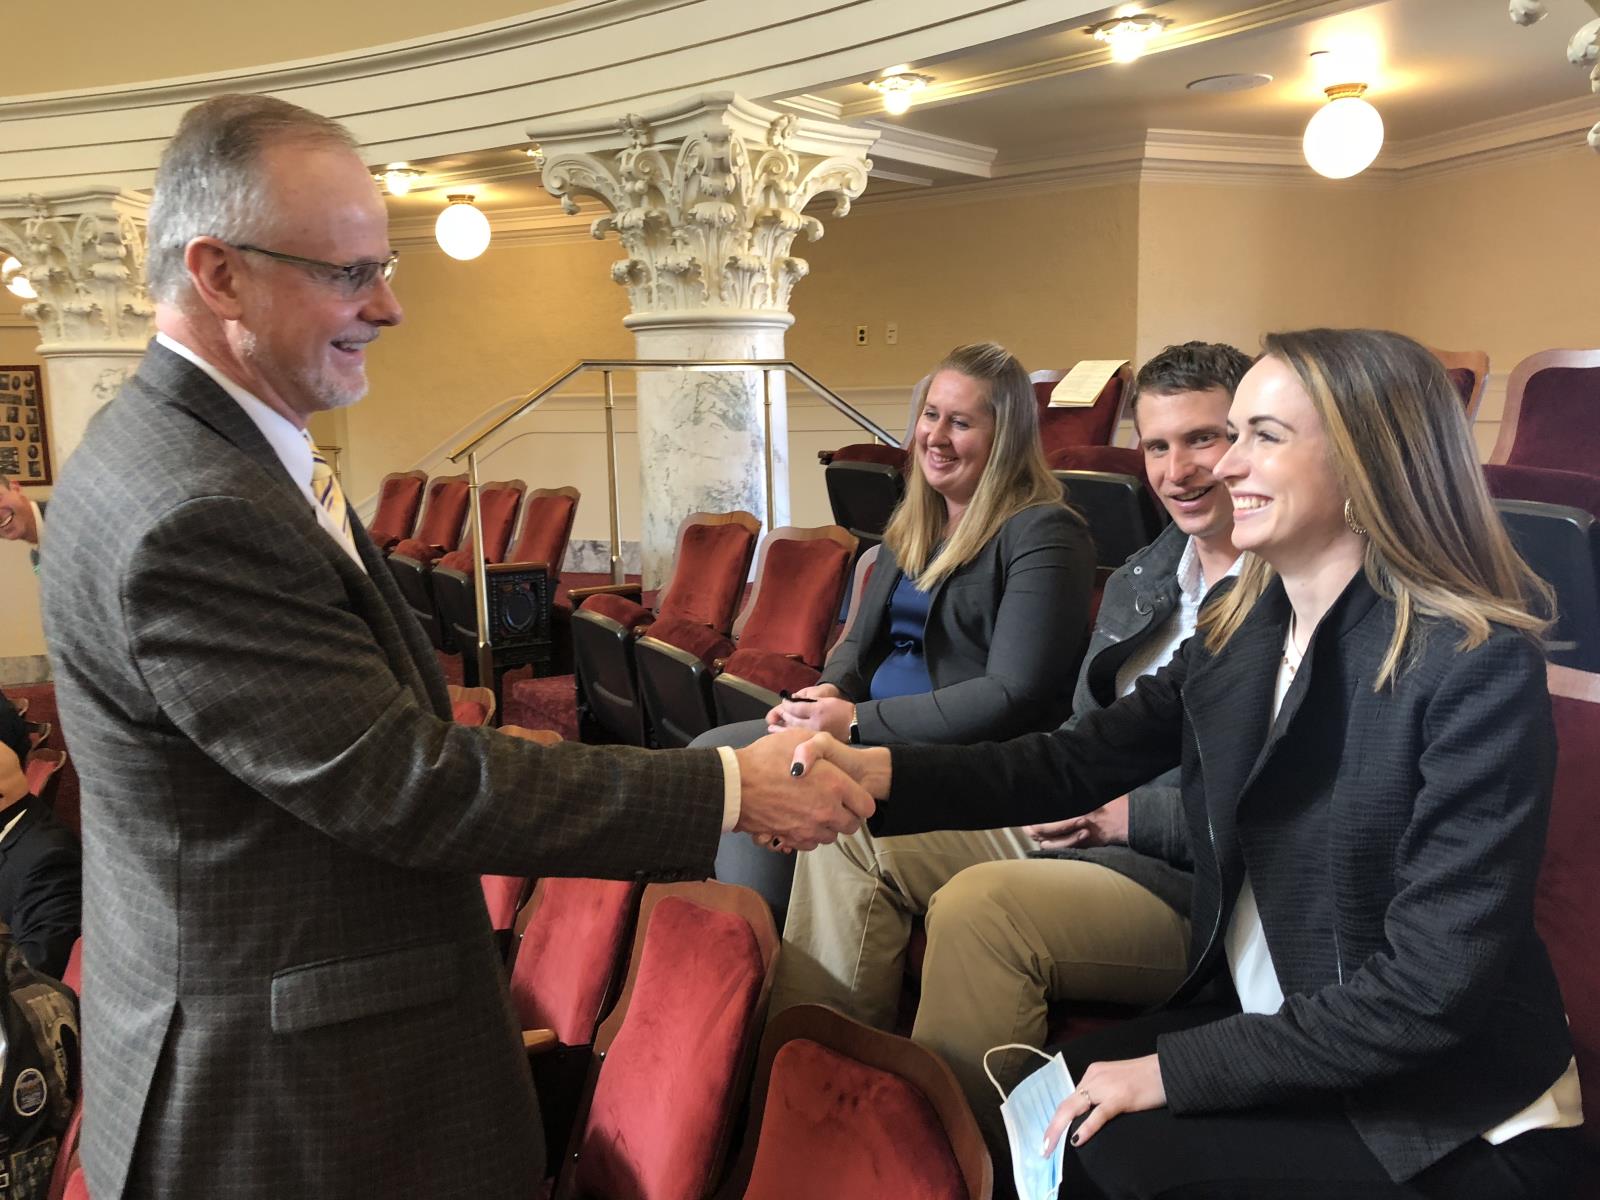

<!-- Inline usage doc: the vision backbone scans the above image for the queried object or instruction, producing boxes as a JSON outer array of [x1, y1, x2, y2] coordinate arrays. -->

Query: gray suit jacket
[[42, 342, 725, 1199], [1044, 521, 1195, 916], [818, 502, 1093, 745]]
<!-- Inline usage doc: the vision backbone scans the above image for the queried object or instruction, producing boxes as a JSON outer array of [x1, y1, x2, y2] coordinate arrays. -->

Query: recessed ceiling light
[[1087, 14, 1170, 63], [867, 72, 933, 116], [1187, 73, 1275, 94]]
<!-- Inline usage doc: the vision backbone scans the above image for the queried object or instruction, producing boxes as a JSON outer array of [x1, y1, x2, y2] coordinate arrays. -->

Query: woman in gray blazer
[[715, 341, 1094, 1021], [801, 330, 1581, 1198]]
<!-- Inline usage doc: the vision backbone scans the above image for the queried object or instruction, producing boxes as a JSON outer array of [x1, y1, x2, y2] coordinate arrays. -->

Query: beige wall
[[352, 234, 633, 505], [1135, 176, 1396, 368], [790, 181, 1141, 385]]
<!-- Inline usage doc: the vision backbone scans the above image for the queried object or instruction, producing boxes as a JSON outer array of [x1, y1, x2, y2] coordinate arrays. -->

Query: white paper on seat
[[1048, 360, 1129, 408]]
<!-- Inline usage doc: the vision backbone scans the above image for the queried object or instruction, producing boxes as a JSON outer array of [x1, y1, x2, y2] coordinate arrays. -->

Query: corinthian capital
[[0, 189, 155, 353], [531, 93, 876, 317]]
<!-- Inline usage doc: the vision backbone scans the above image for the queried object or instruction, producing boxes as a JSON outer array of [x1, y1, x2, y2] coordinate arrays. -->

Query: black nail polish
[[1069, 1134, 1079, 1146], [789, 762, 804, 777]]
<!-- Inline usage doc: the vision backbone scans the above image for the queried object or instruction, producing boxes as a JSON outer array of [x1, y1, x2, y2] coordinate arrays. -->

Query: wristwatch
[[848, 704, 861, 745]]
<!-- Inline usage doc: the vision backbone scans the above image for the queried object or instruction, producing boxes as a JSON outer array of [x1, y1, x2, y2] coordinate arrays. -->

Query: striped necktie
[[305, 433, 352, 545]]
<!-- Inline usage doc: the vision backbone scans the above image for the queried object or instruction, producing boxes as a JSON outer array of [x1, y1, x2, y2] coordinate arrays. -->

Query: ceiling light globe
[[434, 197, 491, 260], [1108, 30, 1149, 63], [1, 256, 35, 300], [1302, 95, 1384, 179]]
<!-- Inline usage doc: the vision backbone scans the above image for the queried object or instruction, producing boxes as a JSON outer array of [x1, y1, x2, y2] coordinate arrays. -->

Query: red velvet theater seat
[[1484, 463, 1600, 522], [558, 882, 779, 1200], [434, 478, 527, 572], [1423, 345, 1489, 420], [365, 468, 427, 554], [570, 511, 761, 747], [388, 472, 472, 564], [713, 543, 881, 728], [433, 485, 581, 694], [1488, 348, 1600, 473], [1539, 664, 1600, 1191], [387, 473, 487, 651], [731, 1004, 991, 1200], [510, 877, 640, 1048], [480, 874, 529, 940], [1035, 362, 1134, 458], [634, 525, 855, 747]]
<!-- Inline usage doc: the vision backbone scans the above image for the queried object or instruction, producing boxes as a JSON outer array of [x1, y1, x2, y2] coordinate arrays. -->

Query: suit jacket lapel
[[138, 341, 451, 719], [1183, 580, 1291, 856]]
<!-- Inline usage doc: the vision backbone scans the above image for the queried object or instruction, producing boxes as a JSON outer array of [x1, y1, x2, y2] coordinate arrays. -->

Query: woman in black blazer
[[792, 330, 1581, 1198]]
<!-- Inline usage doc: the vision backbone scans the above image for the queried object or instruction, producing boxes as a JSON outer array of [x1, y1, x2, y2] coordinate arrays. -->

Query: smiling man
[[40, 94, 870, 1200]]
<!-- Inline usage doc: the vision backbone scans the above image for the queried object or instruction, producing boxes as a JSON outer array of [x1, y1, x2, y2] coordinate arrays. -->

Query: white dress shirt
[[1115, 536, 1243, 700]]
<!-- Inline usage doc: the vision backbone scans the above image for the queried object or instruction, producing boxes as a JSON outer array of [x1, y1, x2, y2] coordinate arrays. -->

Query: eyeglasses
[[229, 243, 398, 296]]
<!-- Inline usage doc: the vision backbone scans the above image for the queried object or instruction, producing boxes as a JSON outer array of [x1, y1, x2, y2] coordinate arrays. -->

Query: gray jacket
[[1045, 520, 1194, 916], [819, 501, 1095, 745]]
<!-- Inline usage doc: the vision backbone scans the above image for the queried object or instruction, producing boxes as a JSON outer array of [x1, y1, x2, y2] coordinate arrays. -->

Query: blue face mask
[[984, 1043, 1075, 1200]]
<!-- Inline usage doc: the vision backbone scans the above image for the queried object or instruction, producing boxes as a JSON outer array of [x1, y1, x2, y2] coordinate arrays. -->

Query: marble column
[[532, 95, 875, 586], [0, 189, 155, 464]]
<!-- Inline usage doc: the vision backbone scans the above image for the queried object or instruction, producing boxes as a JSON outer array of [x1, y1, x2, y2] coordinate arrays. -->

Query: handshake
[[730, 728, 891, 853]]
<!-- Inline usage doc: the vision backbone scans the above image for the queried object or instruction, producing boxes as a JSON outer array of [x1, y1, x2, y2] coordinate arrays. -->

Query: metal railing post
[[467, 450, 494, 692], [762, 367, 775, 533], [603, 369, 623, 584]]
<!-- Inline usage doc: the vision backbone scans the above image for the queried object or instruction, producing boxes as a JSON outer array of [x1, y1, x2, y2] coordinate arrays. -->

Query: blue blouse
[[868, 572, 935, 701]]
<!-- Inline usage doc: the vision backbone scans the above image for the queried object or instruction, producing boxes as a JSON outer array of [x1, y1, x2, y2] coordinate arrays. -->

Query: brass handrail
[[447, 358, 901, 698]]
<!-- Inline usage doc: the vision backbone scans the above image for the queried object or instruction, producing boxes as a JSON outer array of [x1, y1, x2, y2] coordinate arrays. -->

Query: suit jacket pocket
[[271, 939, 461, 1034]]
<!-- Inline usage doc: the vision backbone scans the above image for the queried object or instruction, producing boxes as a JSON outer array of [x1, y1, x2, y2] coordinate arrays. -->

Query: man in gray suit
[[41, 94, 868, 1199]]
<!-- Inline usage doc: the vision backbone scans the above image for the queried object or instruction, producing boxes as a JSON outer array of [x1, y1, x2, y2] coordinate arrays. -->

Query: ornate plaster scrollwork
[[0, 192, 154, 351], [539, 97, 873, 317], [1511, 0, 1600, 151]]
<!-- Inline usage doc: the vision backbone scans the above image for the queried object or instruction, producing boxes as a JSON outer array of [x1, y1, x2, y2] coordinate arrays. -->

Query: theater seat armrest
[[816, 449, 836, 465], [568, 582, 643, 603], [523, 1028, 558, 1055]]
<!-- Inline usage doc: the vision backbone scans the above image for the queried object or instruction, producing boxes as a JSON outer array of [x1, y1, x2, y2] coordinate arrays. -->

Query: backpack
[[0, 933, 76, 1199]]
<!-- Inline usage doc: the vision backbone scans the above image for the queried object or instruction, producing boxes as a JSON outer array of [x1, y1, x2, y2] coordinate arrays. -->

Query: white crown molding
[[832, 0, 1381, 120], [1388, 95, 1597, 168], [0, 0, 1112, 195], [860, 119, 998, 178]]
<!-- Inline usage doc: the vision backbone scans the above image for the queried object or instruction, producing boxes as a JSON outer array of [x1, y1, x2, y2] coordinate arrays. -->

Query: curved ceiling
[[8, 0, 568, 96]]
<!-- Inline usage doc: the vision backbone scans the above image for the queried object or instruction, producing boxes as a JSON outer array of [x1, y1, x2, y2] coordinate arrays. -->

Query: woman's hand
[[766, 692, 852, 740], [1024, 796, 1130, 851], [1042, 1055, 1166, 1153], [788, 733, 893, 804]]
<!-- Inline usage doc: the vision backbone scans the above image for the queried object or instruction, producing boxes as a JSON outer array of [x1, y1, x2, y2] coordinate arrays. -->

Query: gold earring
[[1344, 498, 1367, 536]]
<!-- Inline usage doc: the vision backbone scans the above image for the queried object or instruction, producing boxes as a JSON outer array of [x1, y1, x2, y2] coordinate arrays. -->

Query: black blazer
[[0, 801, 80, 978], [819, 501, 1094, 744], [879, 572, 1571, 1182]]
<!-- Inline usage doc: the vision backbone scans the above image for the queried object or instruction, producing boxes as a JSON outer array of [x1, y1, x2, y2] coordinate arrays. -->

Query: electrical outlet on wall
[[854, 325, 868, 346], [885, 322, 899, 346]]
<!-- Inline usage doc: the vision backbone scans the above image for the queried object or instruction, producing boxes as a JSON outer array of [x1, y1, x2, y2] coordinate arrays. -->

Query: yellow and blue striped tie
[[305, 433, 352, 544]]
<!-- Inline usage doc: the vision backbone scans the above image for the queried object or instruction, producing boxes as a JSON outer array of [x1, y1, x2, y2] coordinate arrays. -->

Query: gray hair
[[146, 94, 359, 304]]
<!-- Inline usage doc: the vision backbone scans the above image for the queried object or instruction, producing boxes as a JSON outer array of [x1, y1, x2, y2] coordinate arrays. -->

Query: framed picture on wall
[[0, 366, 49, 485]]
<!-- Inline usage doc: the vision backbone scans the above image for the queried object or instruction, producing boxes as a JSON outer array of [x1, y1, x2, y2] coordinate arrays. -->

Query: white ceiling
[[379, 0, 1600, 218]]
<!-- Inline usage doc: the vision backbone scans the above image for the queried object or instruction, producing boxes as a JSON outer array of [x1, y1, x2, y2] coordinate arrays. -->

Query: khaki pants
[[913, 857, 1189, 1146], [771, 824, 1037, 1030]]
